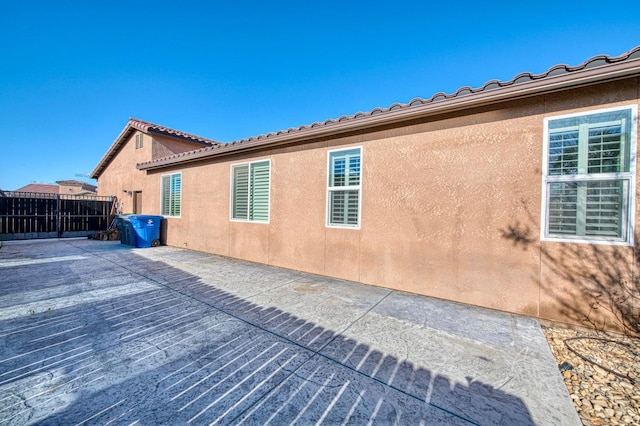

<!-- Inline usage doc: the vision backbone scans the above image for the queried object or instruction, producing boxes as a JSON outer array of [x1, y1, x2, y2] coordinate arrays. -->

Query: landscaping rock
[[544, 326, 640, 425]]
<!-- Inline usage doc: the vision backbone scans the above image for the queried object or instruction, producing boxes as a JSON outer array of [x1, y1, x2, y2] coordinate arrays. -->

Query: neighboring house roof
[[13, 181, 97, 194], [14, 183, 59, 194], [137, 45, 640, 172], [56, 179, 97, 191], [90, 118, 221, 179]]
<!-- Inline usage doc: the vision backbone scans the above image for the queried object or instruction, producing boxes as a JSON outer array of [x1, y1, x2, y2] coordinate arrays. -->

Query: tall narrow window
[[327, 147, 362, 227], [542, 106, 636, 244], [135, 134, 144, 149], [161, 172, 181, 217], [231, 160, 270, 222]]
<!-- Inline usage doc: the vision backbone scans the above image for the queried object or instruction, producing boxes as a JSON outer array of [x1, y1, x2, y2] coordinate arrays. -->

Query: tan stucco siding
[[96, 131, 154, 213], [99, 78, 640, 330], [356, 99, 545, 316], [58, 184, 95, 194], [538, 79, 640, 330], [152, 135, 207, 160], [268, 142, 328, 275], [147, 99, 547, 315]]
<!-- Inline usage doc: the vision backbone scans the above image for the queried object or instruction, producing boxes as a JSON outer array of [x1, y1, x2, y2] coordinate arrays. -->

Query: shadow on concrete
[[500, 205, 640, 335], [0, 243, 535, 425]]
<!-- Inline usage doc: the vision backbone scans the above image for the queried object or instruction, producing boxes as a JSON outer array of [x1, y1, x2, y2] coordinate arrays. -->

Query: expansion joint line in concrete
[[68, 241, 478, 425]]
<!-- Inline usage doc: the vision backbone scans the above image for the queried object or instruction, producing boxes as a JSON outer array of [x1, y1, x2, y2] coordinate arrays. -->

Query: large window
[[542, 106, 636, 244], [161, 172, 181, 217], [327, 147, 362, 228], [231, 160, 270, 222]]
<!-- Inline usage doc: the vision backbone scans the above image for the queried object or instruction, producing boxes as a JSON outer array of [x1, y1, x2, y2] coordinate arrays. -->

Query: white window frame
[[135, 133, 144, 149], [326, 146, 363, 229], [540, 105, 637, 246], [229, 159, 271, 223], [160, 172, 182, 218]]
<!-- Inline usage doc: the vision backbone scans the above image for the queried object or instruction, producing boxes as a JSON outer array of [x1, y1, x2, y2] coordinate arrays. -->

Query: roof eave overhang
[[138, 59, 640, 172], [146, 128, 216, 147], [90, 124, 217, 179]]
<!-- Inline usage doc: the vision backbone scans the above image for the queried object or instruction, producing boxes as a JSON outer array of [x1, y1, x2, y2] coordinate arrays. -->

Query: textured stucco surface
[[268, 142, 327, 274], [97, 131, 152, 214], [537, 79, 640, 329], [151, 134, 207, 161], [356, 100, 544, 316], [96, 78, 640, 330], [97, 131, 205, 215]]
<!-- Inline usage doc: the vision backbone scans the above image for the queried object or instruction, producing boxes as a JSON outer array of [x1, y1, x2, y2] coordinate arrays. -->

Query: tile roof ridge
[[137, 46, 640, 169], [128, 117, 220, 146], [224, 45, 640, 143], [474, 45, 640, 92]]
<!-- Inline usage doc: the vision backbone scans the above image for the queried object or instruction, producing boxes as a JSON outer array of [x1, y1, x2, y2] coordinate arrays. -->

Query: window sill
[[540, 236, 633, 247], [326, 224, 361, 230], [230, 219, 269, 224]]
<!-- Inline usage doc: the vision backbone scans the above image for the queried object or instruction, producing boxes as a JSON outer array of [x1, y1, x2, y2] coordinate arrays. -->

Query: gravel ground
[[543, 326, 640, 425]]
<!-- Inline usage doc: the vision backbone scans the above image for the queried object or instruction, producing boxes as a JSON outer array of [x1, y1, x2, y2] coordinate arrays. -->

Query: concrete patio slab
[[0, 239, 580, 425], [226, 277, 392, 351], [235, 355, 468, 425]]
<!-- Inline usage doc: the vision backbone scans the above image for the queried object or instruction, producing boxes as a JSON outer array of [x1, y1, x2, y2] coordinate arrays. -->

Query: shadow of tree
[[0, 242, 536, 425], [500, 206, 640, 335]]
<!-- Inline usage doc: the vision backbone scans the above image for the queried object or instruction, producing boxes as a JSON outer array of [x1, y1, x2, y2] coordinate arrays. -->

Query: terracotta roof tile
[[55, 179, 97, 189], [15, 183, 59, 194], [128, 118, 220, 146], [135, 46, 640, 171]]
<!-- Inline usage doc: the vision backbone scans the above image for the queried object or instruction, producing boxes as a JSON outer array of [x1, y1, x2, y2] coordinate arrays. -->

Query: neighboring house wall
[[57, 183, 97, 194], [59, 184, 81, 194]]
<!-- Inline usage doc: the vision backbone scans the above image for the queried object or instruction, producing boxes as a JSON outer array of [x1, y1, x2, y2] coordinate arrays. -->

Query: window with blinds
[[231, 160, 270, 222], [327, 147, 362, 227], [543, 106, 636, 244], [161, 172, 181, 217]]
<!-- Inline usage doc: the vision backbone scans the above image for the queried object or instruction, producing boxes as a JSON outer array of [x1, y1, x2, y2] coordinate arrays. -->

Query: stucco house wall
[[538, 81, 640, 330], [96, 122, 219, 213], [152, 134, 207, 160], [97, 132, 153, 213], [92, 50, 640, 332]]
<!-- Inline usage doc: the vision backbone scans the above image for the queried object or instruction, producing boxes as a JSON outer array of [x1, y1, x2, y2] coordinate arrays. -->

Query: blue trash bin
[[116, 215, 135, 246], [128, 215, 163, 248]]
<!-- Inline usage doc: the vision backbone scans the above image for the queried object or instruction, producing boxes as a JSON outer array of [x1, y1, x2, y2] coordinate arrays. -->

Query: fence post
[[56, 194, 61, 238]]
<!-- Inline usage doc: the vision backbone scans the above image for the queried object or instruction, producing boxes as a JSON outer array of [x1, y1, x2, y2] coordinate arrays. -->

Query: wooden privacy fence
[[0, 191, 114, 241]]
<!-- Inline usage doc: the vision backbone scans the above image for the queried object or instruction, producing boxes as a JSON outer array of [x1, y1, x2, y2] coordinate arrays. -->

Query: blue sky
[[1, 1, 639, 191]]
